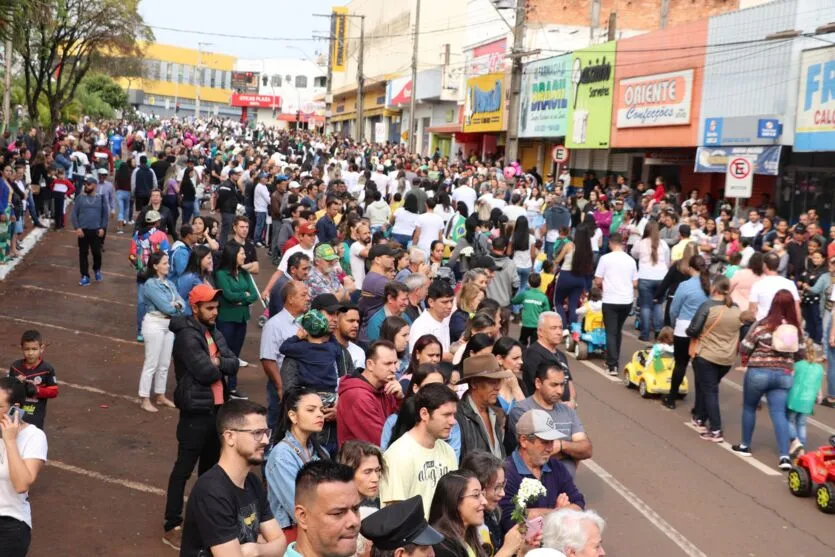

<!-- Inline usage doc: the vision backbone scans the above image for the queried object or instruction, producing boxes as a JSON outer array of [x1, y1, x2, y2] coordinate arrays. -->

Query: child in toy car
[[623, 327, 687, 397]]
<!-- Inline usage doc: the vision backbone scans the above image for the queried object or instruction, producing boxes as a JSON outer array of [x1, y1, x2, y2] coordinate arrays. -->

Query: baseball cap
[[516, 409, 567, 441], [229, 167, 242, 175], [84, 174, 97, 183], [471, 255, 503, 272], [97, 168, 108, 175], [794, 223, 807, 234], [145, 209, 162, 223], [299, 309, 331, 337], [643, 188, 655, 197], [311, 293, 343, 313], [188, 284, 222, 305], [289, 180, 301, 189], [298, 222, 316, 235], [258, 172, 270, 180], [315, 244, 339, 261], [368, 244, 397, 260]]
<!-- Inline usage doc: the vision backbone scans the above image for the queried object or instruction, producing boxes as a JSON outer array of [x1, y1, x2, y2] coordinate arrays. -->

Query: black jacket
[[456, 392, 507, 461], [216, 179, 241, 214], [134, 204, 173, 236], [169, 316, 238, 414]]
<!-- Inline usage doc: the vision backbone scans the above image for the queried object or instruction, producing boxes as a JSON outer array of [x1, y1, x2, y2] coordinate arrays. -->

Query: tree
[[82, 73, 127, 111], [14, 0, 152, 140]]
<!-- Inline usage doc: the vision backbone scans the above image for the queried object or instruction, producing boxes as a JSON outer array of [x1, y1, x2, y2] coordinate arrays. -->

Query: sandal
[[820, 398, 835, 408]]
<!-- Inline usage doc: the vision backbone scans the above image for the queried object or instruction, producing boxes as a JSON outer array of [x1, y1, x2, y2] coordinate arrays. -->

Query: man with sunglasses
[[180, 399, 287, 557], [262, 222, 318, 301], [508, 363, 592, 478]]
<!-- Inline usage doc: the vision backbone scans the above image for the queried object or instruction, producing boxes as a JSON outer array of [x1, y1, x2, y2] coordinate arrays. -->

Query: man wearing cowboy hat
[[456, 354, 513, 460]]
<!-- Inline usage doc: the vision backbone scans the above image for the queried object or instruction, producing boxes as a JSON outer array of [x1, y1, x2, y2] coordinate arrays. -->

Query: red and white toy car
[[787, 435, 835, 513]]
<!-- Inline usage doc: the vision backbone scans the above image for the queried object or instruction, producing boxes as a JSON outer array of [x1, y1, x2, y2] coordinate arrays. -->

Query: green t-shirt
[[512, 288, 550, 328]]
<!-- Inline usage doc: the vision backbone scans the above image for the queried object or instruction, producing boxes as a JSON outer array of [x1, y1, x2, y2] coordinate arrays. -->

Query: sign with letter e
[[725, 156, 754, 198]]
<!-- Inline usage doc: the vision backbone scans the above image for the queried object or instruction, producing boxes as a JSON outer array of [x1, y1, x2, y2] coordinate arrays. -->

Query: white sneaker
[[238, 358, 249, 367]]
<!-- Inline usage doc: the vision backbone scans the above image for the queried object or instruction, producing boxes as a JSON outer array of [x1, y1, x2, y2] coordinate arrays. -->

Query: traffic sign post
[[552, 145, 569, 164], [725, 155, 754, 221]]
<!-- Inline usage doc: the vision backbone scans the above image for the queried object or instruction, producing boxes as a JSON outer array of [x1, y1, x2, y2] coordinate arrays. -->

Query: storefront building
[[460, 72, 506, 160], [565, 42, 616, 181], [517, 54, 571, 177], [609, 20, 706, 190], [388, 68, 461, 155]]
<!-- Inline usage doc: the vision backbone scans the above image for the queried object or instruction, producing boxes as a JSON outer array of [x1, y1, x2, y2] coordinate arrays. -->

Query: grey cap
[[516, 409, 567, 441]]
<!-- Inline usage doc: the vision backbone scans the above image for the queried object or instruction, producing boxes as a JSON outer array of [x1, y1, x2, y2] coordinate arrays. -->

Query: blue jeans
[[553, 271, 591, 326], [514, 267, 532, 314], [254, 212, 267, 243], [391, 232, 412, 248], [116, 190, 131, 222], [26, 192, 42, 226], [741, 367, 794, 457], [266, 380, 282, 430], [216, 320, 247, 391], [181, 199, 195, 224], [544, 240, 555, 262], [637, 279, 663, 339], [136, 282, 146, 336], [787, 411, 808, 447], [824, 312, 835, 397]]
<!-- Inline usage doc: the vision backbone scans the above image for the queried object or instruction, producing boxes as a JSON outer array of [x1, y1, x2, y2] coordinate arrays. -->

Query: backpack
[[772, 322, 799, 353]]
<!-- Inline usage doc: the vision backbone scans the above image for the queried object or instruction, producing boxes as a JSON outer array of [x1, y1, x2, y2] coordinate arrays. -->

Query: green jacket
[[610, 210, 624, 235], [214, 269, 260, 323], [511, 288, 550, 328]]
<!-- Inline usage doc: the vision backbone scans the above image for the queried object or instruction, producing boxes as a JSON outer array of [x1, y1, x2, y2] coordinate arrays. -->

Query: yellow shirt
[[671, 239, 693, 262], [315, 209, 343, 226], [539, 272, 555, 293], [380, 431, 458, 518]]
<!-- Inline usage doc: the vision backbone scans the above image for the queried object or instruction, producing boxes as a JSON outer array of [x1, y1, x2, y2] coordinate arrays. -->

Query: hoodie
[[167, 240, 191, 284], [336, 375, 400, 446], [543, 203, 571, 232], [485, 254, 519, 307]]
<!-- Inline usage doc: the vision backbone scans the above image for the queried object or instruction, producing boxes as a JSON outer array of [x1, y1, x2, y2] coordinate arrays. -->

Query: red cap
[[299, 222, 316, 235], [189, 284, 222, 305]]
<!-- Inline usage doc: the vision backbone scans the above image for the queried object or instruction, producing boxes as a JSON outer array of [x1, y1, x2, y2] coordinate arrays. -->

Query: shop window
[[295, 75, 308, 88], [314, 76, 327, 88], [271, 74, 282, 87]]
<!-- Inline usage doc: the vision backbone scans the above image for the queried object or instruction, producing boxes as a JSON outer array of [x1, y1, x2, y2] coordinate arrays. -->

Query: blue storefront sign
[[757, 118, 780, 138], [700, 115, 781, 146], [694, 145, 782, 176], [704, 117, 723, 145]]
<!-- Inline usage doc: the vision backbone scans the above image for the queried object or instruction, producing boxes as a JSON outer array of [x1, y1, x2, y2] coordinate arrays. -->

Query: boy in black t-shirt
[[8, 329, 58, 430], [177, 399, 285, 556]]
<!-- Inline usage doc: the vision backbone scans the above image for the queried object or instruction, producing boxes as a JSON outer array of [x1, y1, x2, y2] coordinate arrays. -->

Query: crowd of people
[[1, 113, 833, 557]]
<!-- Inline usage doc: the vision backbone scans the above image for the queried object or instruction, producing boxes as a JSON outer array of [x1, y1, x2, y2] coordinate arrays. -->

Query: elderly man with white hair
[[396, 248, 428, 281], [403, 272, 429, 322], [540, 509, 606, 557]]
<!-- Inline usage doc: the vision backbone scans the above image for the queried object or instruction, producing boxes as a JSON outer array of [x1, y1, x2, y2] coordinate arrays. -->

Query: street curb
[[0, 223, 50, 281]]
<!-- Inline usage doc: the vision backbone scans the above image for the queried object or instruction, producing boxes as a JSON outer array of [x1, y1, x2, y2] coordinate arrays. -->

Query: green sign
[[566, 42, 616, 149]]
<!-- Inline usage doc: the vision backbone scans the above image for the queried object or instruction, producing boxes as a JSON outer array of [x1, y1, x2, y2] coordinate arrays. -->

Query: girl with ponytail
[[665, 254, 710, 409], [686, 275, 742, 442]]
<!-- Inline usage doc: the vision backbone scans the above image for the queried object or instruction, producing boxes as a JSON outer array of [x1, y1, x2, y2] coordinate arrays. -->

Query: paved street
[[4, 226, 835, 556]]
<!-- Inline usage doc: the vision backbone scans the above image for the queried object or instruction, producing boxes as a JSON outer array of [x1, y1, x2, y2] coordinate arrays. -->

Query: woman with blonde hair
[[450, 282, 486, 343]]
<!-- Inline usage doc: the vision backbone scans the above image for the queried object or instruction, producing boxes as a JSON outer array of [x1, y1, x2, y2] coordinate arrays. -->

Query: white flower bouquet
[[510, 477, 547, 529]]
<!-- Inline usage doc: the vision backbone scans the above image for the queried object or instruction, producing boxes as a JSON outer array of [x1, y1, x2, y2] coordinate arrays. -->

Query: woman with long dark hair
[[493, 337, 525, 411], [137, 252, 185, 413], [176, 245, 214, 313], [687, 275, 741, 442], [265, 386, 328, 540], [631, 220, 671, 341], [380, 315, 411, 378], [214, 242, 260, 398], [399, 334, 443, 390], [734, 290, 805, 470], [509, 216, 534, 320], [115, 156, 135, 232], [179, 166, 197, 224], [664, 255, 710, 409], [429, 470, 488, 557], [553, 225, 595, 328]]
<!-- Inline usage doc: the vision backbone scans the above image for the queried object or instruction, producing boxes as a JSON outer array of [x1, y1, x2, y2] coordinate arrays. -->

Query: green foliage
[[81, 73, 127, 111]]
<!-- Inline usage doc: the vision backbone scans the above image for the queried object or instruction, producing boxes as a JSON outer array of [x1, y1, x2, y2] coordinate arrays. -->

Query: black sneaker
[[731, 444, 752, 456], [700, 430, 723, 443], [778, 456, 792, 471], [228, 389, 248, 400], [690, 417, 707, 433], [607, 366, 619, 376], [661, 396, 676, 410]]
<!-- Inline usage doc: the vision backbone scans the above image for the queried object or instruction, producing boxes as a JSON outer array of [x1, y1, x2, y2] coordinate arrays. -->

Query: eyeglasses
[[488, 482, 506, 494], [462, 490, 485, 500], [229, 428, 272, 440]]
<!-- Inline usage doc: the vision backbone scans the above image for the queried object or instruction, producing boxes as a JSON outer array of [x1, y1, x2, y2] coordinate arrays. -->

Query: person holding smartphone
[[0, 377, 48, 557]]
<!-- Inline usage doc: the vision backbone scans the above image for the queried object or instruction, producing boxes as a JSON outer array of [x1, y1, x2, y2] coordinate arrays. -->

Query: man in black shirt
[[521, 312, 575, 405], [179, 399, 286, 557], [228, 215, 259, 276], [217, 168, 243, 248]]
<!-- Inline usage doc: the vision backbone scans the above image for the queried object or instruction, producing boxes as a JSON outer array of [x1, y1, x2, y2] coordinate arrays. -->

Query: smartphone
[[7, 406, 25, 423], [525, 516, 543, 544]]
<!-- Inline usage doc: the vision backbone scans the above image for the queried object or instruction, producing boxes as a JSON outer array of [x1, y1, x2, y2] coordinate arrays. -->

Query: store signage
[[552, 145, 569, 163], [519, 54, 570, 138], [467, 39, 507, 77], [616, 69, 693, 128], [463, 73, 504, 133], [725, 156, 754, 198], [566, 42, 616, 149], [331, 6, 348, 73], [231, 72, 260, 94], [387, 77, 412, 107], [694, 145, 781, 176], [230, 94, 282, 108], [795, 45, 835, 152], [701, 115, 782, 146]]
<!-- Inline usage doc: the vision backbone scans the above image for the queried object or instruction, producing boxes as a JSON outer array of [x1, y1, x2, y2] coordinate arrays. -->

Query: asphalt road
[[3, 226, 835, 556]]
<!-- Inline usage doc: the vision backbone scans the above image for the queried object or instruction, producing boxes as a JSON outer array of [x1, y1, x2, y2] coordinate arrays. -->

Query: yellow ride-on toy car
[[622, 348, 689, 398]]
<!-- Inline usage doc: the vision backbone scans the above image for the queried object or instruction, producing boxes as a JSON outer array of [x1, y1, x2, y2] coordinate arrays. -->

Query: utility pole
[[660, 0, 670, 29], [505, 0, 528, 164], [325, 13, 334, 132], [2, 38, 11, 134], [356, 15, 365, 142], [407, 0, 421, 153]]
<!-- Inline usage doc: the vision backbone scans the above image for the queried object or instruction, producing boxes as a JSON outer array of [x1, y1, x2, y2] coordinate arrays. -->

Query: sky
[[138, 0, 341, 61]]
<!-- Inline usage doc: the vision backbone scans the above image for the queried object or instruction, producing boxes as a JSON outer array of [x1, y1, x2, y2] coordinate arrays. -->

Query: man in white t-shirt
[[594, 233, 638, 375], [739, 210, 763, 241], [503, 193, 527, 224], [408, 279, 455, 359], [349, 221, 371, 290], [451, 182, 477, 214], [370, 165, 389, 198], [748, 252, 801, 322], [413, 199, 445, 254]]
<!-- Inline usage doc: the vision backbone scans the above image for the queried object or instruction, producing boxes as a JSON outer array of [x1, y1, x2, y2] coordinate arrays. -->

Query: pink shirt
[[730, 269, 762, 312]]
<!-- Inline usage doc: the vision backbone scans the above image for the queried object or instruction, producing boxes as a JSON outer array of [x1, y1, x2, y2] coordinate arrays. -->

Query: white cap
[[289, 181, 301, 189]]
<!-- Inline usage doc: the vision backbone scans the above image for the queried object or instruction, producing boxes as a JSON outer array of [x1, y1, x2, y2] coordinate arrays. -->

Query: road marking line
[[58, 380, 143, 404], [0, 226, 49, 281], [41, 262, 136, 279], [46, 459, 167, 497], [583, 459, 708, 557], [20, 284, 136, 307], [682, 422, 782, 477], [0, 316, 136, 345]]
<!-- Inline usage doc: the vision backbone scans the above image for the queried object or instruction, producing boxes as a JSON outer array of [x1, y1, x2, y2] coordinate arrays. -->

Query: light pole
[[195, 41, 213, 119]]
